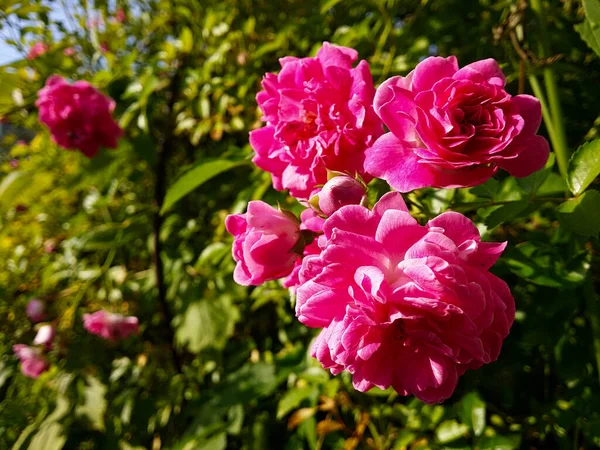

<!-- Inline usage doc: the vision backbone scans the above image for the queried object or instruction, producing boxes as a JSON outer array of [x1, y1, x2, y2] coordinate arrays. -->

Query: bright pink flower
[[296, 192, 514, 403], [27, 42, 48, 60], [36, 75, 123, 158], [83, 310, 139, 341], [13, 345, 49, 378], [250, 42, 383, 199], [365, 57, 549, 192], [33, 325, 55, 349], [63, 47, 76, 56], [226, 201, 301, 286], [283, 209, 325, 291], [317, 175, 366, 216], [26, 299, 46, 323]]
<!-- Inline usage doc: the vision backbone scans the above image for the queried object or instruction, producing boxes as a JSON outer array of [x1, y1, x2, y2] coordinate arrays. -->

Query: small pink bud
[[317, 175, 366, 216], [26, 299, 46, 323], [63, 47, 76, 56], [33, 325, 55, 349], [10, 159, 19, 169], [115, 8, 126, 23]]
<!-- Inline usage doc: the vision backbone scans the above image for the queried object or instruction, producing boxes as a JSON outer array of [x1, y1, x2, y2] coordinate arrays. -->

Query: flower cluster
[[225, 43, 549, 403], [14, 300, 138, 379], [36, 75, 122, 158]]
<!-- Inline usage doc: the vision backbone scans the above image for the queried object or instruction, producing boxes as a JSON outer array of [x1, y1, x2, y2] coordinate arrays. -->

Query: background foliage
[[1, 0, 600, 448]]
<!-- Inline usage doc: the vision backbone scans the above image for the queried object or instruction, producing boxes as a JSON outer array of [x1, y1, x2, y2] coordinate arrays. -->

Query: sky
[[0, 1, 77, 65]]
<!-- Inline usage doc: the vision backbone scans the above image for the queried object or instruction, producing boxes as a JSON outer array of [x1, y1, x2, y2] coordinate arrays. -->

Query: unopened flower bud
[[317, 175, 366, 216]]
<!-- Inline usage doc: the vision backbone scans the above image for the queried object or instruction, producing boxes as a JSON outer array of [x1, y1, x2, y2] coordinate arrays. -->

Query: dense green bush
[[1, 0, 600, 448]]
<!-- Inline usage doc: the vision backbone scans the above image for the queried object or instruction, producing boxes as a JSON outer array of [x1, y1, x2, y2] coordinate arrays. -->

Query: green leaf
[[584, 0, 600, 25], [517, 168, 550, 195], [567, 140, 600, 195], [179, 27, 194, 53], [276, 386, 316, 419], [470, 178, 499, 199], [459, 392, 486, 436], [435, 420, 468, 444], [478, 434, 521, 450], [483, 200, 529, 229], [576, 0, 600, 56], [556, 190, 600, 237], [75, 376, 107, 431], [175, 295, 239, 353], [161, 160, 247, 214], [0, 171, 34, 213], [27, 423, 66, 450]]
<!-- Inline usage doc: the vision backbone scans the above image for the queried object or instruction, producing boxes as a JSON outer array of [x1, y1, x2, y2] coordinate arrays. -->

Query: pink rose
[[26, 299, 46, 323], [225, 201, 301, 286], [33, 325, 55, 349], [250, 42, 383, 199], [283, 209, 325, 291], [36, 75, 123, 158], [296, 192, 514, 403], [83, 310, 139, 341], [13, 345, 50, 378], [365, 57, 550, 192], [27, 42, 49, 60], [317, 175, 366, 216]]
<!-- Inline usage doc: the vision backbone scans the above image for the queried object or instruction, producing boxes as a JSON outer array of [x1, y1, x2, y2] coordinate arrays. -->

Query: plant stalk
[[529, 0, 569, 179]]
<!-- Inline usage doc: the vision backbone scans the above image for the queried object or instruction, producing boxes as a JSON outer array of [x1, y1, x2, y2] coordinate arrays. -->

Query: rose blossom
[[250, 42, 382, 199], [296, 192, 515, 403], [283, 209, 325, 291], [26, 299, 46, 323], [365, 56, 549, 192], [36, 75, 123, 158], [226, 201, 301, 286], [27, 42, 48, 60], [33, 325, 55, 349], [13, 345, 50, 378], [83, 310, 139, 341], [317, 175, 366, 217]]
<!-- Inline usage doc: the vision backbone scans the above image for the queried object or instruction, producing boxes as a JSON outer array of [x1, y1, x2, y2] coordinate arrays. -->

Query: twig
[[152, 57, 187, 374]]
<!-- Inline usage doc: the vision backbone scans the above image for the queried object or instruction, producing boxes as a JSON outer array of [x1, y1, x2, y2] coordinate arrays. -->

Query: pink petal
[[411, 56, 459, 92], [512, 94, 542, 136], [455, 58, 506, 86], [498, 135, 550, 177]]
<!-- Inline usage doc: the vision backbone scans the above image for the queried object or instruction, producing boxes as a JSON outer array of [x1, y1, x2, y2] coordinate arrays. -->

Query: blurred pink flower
[[63, 47, 76, 56], [296, 192, 514, 403], [33, 325, 55, 349], [36, 75, 123, 158], [13, 344, 49, 378], [83, 310, 139, 341], [27, 42, 49, 60], [9, 159, 19, 169], [226, 201, 301, 286], [365, 56, 549, 192], [26, 299, 46, 323], [100, 42, 109, 53], [250, 42, 383, 199], [115, 8, 126, 23]]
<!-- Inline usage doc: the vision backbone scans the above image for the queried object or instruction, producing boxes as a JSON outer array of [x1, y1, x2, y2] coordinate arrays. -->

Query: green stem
[[529, 0, 570, 179], [528, 74, 557, 146]]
